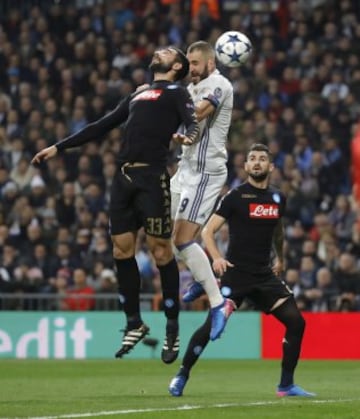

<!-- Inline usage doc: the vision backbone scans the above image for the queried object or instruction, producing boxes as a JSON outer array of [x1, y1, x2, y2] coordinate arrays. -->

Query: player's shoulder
[[267, 184, 284, 196], [223, 185, 242, 201], [164, 82, 190, 100], [153, 82, 188, 95], [235, 182, 251, 192], [267, 184, 286, 202], [162, 83, 189, 96], [210, 70, 233, 89]]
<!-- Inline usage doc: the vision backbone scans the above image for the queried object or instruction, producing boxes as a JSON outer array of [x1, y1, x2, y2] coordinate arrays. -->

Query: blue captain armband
[[203, 93, 220, 108]]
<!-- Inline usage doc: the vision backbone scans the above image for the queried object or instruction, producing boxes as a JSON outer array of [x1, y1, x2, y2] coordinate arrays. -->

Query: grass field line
[[2, 398, 359, 419]]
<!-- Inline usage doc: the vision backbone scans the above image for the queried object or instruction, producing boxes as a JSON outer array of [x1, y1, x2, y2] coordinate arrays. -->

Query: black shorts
[[109, 165, 171, 238], [220, 267, 292, 314]]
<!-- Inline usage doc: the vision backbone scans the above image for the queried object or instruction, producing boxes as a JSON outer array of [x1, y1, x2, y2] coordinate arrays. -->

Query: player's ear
[[269, 162, 275, 173], [172, 62, 182, 72], [207, 57, 216, 71]]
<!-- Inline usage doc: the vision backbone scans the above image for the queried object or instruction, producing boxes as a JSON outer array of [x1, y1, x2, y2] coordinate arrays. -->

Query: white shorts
[[171, 166, 227, 226]]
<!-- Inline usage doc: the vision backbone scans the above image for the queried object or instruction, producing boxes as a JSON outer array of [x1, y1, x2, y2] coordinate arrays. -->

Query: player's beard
[[149, 60, 173, 75], [191, 66, 209, 84], [248, 171, 269, 182]]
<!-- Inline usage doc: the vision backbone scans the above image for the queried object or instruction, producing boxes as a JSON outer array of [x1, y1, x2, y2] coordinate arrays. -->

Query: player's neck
[[153, 73, 174, 82], [247, 177, 269, 189]]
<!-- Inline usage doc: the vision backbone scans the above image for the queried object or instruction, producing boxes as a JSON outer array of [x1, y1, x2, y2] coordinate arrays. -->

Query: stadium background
[[1, 0, 360, 361]]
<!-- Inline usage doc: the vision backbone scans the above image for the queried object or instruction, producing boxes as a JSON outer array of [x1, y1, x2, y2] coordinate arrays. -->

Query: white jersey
[[179, 69, 233, 175]]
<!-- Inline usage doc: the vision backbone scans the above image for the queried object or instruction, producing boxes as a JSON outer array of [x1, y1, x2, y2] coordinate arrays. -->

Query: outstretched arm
[[32, 97, 130, 164]]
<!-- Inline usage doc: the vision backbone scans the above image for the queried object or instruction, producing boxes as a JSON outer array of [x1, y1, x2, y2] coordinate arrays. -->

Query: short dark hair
[[171, 46, 189, 81], [187, 41, 215, 60], [246, 143, 273, 161]]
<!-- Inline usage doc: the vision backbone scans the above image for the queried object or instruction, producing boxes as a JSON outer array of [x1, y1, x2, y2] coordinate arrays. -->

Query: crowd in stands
[[0, 0, 360, 312]]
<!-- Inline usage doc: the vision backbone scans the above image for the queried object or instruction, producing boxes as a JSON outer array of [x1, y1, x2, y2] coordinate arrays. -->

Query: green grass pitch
[[1, 359, 359, 418]]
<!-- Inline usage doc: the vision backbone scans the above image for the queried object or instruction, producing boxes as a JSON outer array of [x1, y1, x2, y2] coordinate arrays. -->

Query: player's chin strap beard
[[249, 172, 268, 182]]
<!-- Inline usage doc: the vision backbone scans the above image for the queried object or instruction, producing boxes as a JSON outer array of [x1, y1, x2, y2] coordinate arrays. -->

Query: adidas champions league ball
[[215, 31, 253, 67]]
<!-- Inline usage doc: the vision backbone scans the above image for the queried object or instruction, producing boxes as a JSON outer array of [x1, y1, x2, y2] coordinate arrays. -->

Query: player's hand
[[172, 133, 193, 145], [212, 257, 234, 276], [31, 145, 58, 165], [135, 83, 150, 92], [272, 258, 284, 277]]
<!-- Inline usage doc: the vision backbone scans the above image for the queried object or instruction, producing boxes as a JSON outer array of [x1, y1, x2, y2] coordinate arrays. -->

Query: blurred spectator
[[328, 194, 356, 249], [64, 267, 95, 311], [284, 268, 302, 300], [50, 241, 81, 277], [10, 156, 36, 190], [95, 268, 119, 310], [31, 243, 53, 281], [55, 181, 77, 227], [298, 255, 317, 290], [83, 232, 113, 271], [300, 237, 321, 263], [302, 267, 338, 311], [321, 69, 349, 100], [334, 252, 360, 311]]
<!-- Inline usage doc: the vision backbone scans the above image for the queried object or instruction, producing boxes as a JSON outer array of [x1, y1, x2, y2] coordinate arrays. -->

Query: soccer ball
[[215, 31, 253, 68]]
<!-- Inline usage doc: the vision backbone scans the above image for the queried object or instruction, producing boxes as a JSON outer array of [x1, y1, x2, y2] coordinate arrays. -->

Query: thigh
[[219, 268, 253, 308], [109, 170, 138, 235], [175, 169, 227, 226], [146, 235, 173, 265], [220, 269, 292, 313], [136, 169, 172, 239], [172, 218, 201, 245], [250, 275, 293, 314], [111, 232, 137, 259]]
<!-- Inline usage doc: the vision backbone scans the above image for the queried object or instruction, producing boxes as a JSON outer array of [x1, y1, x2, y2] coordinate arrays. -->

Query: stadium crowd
[[0, 0, 360, 312]]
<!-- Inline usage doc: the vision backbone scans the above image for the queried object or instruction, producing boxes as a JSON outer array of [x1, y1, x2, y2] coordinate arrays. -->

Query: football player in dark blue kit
[[32, 47, 204, 364], [169, 143, 315, 397]]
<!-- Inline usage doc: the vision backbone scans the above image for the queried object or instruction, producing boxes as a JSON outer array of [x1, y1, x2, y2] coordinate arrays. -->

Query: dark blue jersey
[[216, 182, 286, 273], [56, 80, 199, 169]]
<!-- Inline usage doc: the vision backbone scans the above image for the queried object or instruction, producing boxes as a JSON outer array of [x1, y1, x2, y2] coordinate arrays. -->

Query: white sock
[[178, 242, 224, 307]]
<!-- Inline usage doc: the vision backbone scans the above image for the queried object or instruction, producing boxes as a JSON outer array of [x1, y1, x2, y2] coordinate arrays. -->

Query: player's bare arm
[[272, 218, 285, 276], [195, 99, 215, 122], [201, 214, 234, 276]]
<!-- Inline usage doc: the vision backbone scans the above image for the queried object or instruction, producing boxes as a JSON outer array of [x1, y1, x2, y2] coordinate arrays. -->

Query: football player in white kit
[[171, 41, 235, 340]]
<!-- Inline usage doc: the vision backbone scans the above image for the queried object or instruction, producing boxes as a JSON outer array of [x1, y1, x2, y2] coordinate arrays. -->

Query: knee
[[288, 313, 305, 336], [298, 314, 306, 334], [172, 225, 196, 248], [172, 231, 180, 247], [151, 243, 173, 265], [172, 227, 183, 248], [172, 235, 183, 249], [112, 242, 134, 259], [172, 231, 196, 249]]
